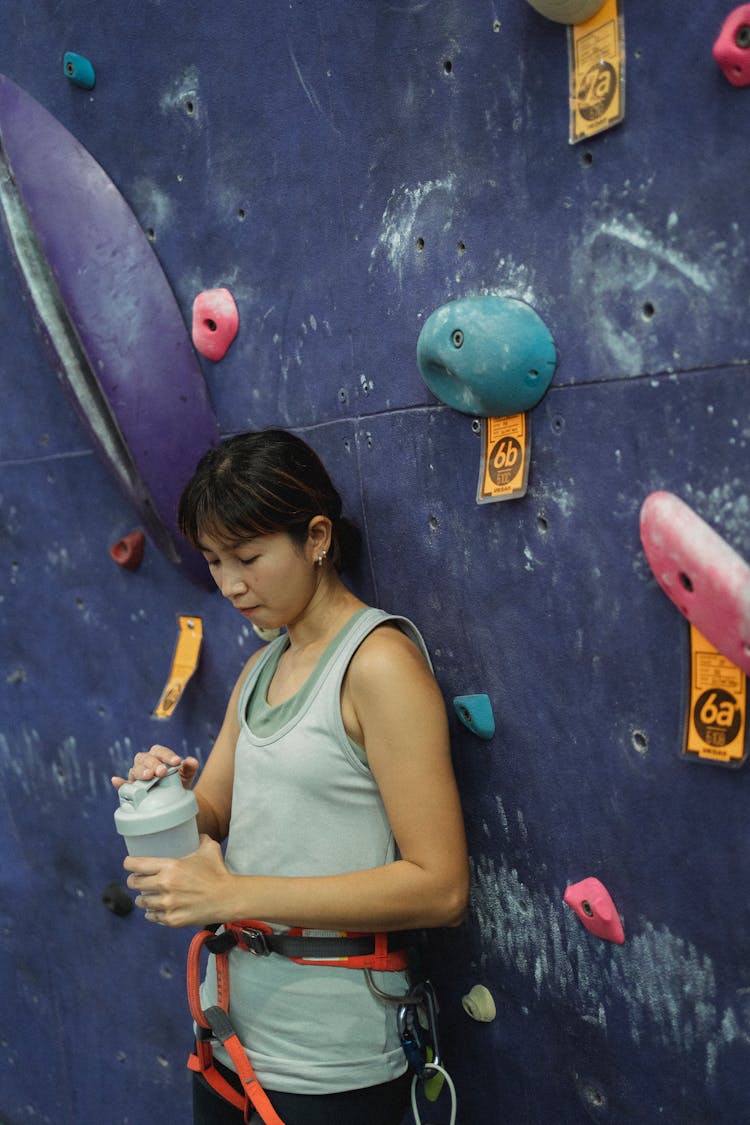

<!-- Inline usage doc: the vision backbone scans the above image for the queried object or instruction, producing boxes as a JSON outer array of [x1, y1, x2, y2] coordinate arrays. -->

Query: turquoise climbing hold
[[416, 295, 557, 417], [63, 52, 96, 90], [453, 694, 495, 740]]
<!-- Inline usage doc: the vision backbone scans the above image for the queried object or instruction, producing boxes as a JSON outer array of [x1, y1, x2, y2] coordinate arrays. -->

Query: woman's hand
[[111, 745, 200, 791], [124, 835, 234, 928]]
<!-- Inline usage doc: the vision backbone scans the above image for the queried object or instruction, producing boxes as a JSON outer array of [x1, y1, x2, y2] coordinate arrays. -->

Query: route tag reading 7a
[[568, 0, 625, 144], [683, 624, 747, 767], [476, 414, 530, 504]]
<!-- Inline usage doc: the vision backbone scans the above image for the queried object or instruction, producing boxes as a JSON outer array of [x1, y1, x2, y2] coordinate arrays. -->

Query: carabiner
[[397, 980, 442, 1076]]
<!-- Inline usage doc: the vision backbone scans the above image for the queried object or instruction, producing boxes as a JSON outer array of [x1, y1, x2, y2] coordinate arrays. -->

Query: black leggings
[[192, 1057, 412, 1125]]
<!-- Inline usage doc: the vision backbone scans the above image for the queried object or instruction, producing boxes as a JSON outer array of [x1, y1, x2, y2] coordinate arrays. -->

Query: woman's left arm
[[126, 627, 469, 931]]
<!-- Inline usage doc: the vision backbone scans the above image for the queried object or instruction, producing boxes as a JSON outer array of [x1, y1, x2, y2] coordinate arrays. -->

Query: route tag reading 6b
[[476, 414, 530, 504], [683, 624, 747, 767]]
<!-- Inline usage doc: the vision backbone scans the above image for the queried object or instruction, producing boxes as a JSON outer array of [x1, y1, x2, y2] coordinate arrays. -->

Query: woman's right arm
[[111, 649, 263, 842]]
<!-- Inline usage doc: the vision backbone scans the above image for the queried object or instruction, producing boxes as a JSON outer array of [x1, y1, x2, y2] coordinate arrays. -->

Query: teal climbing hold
[[63, 52, 96, 90], [416, 295, 557, 417], [453, 694, 495, 740]]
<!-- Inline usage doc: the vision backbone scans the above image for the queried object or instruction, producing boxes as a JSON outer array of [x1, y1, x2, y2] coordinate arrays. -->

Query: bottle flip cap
[[115, 766, 199, 857]]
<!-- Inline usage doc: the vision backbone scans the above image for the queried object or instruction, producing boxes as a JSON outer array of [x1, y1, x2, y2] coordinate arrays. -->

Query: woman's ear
[[306, 515, 332, 560]]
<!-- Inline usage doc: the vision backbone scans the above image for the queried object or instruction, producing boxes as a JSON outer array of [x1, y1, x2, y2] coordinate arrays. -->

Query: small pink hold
[[713, 5, 750, 87], [109, 529, 145, 571], [191, 288, 239, 361], [564, 878, 625, 944]]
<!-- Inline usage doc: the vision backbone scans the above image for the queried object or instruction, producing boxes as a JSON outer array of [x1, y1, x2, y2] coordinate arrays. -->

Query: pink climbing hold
[[564, 878, 624, 944], [191, 288, 239, 361], [109, 530, 145, 571], [640, 491, 750, 676], [713, 5, 750, 87]]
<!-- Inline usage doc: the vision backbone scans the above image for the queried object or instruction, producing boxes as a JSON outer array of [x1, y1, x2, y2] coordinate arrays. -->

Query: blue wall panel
[[1, 1, 749, 1122]]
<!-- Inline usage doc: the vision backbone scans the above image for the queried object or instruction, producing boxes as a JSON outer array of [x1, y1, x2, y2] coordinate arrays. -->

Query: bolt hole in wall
[[416, 236, 425, 252], [631, 729, 649, 755], [537, 513, 549, 536], [443, 58, 453, 74], [581, 150, 594, 168], [642, 300, 656, 320]]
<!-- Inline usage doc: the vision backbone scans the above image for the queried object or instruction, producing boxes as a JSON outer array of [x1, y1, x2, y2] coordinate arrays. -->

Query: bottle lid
[[114, 767, 198, 837]]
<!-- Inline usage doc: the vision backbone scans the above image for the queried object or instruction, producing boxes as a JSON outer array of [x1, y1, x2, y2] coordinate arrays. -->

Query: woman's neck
[[285, 574, 365, 654]]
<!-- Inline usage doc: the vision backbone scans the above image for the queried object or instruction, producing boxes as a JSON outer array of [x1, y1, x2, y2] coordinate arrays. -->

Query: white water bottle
[[115, 766, 199, 858]]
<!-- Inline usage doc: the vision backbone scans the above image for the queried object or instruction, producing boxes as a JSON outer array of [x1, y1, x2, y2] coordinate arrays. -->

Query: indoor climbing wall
[[1, 2, 749, 1122]]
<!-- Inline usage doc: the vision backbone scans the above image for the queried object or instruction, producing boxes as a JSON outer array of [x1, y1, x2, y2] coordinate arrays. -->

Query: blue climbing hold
[[416, 295, 557, 417], [453, 694, 496, 740], [63, 52, 96, 90]]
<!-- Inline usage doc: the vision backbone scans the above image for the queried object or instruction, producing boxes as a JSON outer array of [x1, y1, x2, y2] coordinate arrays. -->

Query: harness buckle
[[240, 927, 272, 956]]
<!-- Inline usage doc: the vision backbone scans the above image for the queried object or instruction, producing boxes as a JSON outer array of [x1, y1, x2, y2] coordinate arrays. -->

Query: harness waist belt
[[212, 923, 408, 963]]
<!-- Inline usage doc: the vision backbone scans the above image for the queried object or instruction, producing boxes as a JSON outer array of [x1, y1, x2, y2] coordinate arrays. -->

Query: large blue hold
[[416, 295, 557, 418]]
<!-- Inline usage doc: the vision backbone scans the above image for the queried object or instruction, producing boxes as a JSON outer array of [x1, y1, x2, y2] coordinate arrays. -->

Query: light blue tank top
[[200, 607, 431, 1094]]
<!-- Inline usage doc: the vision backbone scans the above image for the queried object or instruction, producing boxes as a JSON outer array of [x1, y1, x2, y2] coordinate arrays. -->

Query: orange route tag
[[476, 414, 530, 504], [683, 624, 747, 767], [568, 0, 625, 144], [153, 615, 203, 719]]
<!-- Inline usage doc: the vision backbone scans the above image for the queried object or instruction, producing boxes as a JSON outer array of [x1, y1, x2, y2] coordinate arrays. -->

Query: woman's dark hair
[[178, 429, 361, 572]]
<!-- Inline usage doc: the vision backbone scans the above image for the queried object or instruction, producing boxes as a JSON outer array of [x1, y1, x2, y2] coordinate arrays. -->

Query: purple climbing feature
[[0, 73, 218, 586], [640, 491, 750, 675]]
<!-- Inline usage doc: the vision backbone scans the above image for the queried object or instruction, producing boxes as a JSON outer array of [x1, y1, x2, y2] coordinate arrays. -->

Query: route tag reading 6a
[[476, 414, 530, 504], [683, 625, 747, 767], [568, 0, 625, 144]]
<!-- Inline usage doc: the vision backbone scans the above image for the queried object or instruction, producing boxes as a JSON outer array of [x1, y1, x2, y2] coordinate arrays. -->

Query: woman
[[112, 429, 468, 1125]]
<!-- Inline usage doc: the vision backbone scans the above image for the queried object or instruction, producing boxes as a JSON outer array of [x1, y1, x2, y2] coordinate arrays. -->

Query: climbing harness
[[187, 920, 412, 1124], [188, 920, 457, 1124]]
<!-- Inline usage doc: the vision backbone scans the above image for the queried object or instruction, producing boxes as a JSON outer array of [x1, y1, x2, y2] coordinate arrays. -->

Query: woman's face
[[198, 527, 319, 630]]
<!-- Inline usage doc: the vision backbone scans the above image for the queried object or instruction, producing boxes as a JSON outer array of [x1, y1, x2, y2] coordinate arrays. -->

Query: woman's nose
[[220, 567, 246, 598]]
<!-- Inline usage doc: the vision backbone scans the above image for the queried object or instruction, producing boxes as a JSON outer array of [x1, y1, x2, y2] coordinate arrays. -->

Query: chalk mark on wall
[[470, 844, 746, 1084], [370, 175, 457, 285]]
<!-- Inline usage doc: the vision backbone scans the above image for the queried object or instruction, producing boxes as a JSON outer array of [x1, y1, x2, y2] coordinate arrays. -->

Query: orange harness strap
[[187, 922, 410, 1123], [187, 927, 287, 1125]]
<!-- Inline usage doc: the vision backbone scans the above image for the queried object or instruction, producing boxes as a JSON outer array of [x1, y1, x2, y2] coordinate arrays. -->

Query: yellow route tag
[[476, 414, 530, 504], [683, 625, 747, 767], [153, 615, 203, 719], [568, 0, 625, 144]]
